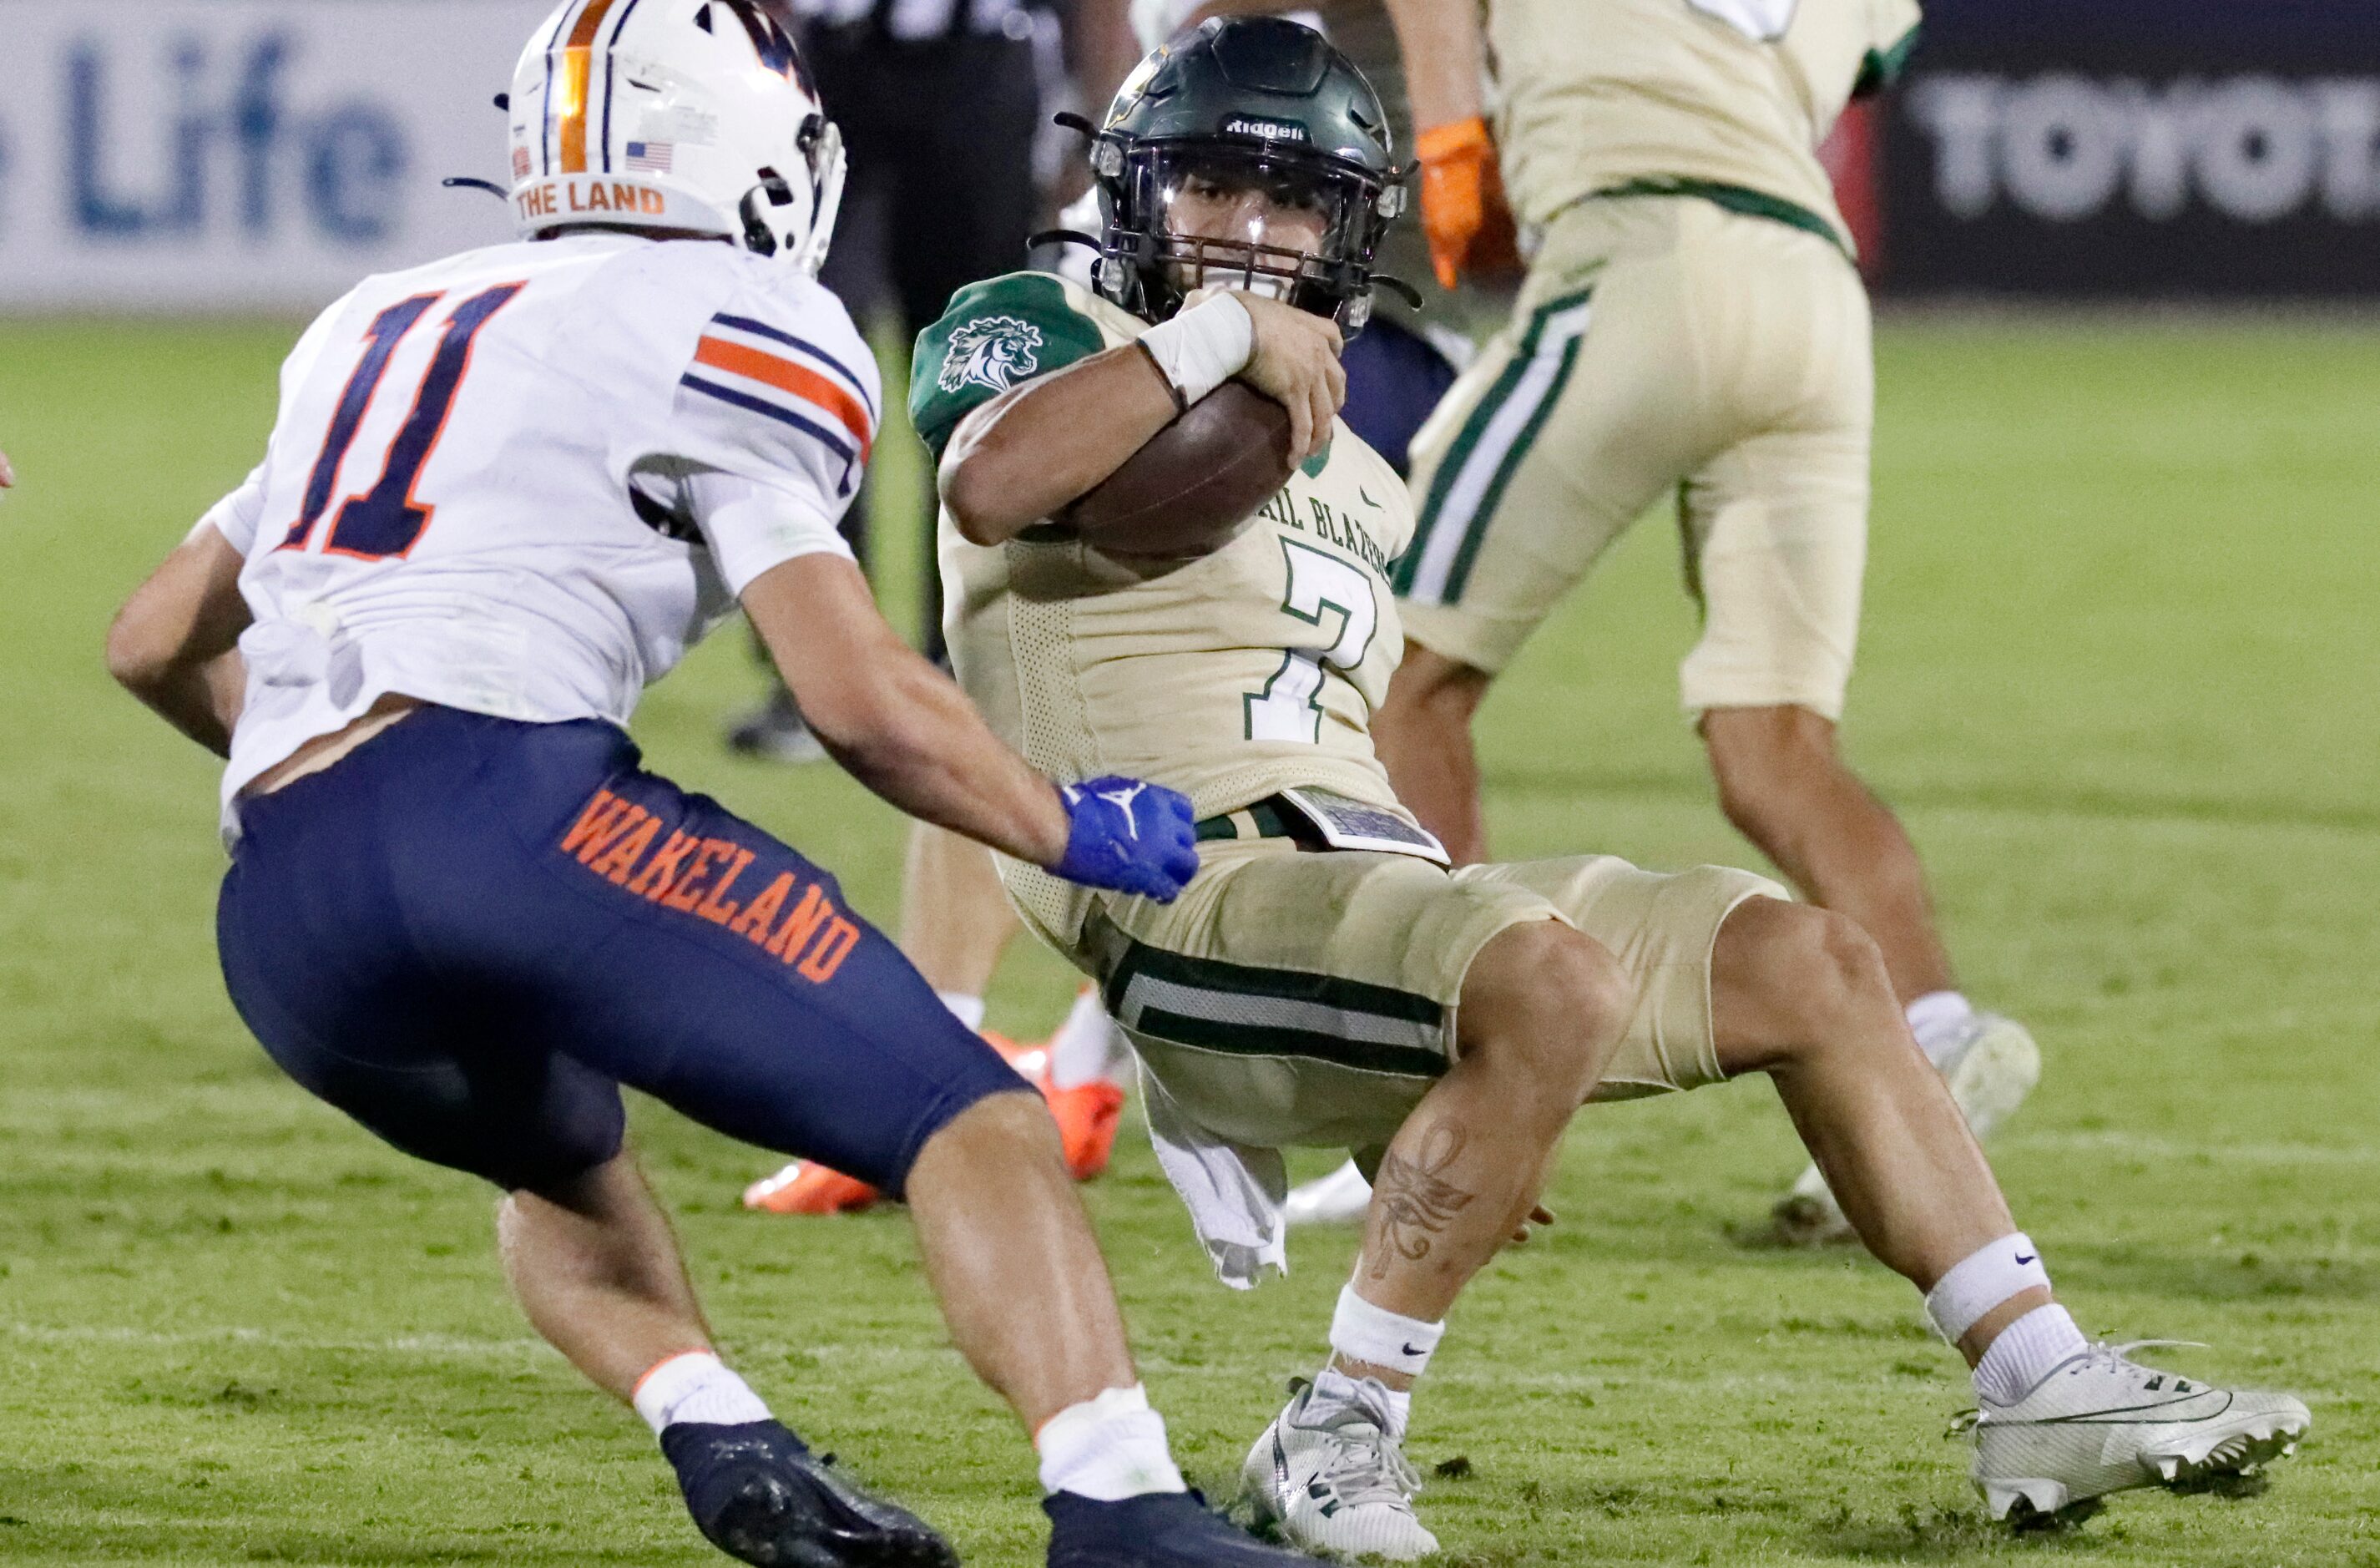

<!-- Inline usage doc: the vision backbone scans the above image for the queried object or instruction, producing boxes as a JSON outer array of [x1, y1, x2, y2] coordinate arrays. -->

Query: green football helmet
[[1086, 16, 1407, 332]]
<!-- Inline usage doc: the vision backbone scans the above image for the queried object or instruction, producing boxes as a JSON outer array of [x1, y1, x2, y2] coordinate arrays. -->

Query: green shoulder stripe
[[909, 272, 1110, 462], [1853, 23, 1921, 99]]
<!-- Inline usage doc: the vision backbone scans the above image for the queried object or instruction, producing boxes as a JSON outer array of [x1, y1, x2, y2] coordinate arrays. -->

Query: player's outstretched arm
[[107, 525, 252, 757], [940, 291, 1341, 544], [742, 553, 1198, 900]]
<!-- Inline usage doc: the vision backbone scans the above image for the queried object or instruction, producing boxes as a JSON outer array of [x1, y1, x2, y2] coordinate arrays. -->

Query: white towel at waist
[[1139, 1061, 1289, 1290]]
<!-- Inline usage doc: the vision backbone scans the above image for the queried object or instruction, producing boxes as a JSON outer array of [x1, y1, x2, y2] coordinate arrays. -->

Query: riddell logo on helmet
[[1225, 117, 1308, 142]]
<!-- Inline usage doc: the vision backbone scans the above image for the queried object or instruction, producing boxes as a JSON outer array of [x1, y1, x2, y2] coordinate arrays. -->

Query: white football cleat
[[1241, 1378, 1438, 1560], [1966, 1340, 2311, 1527], [1284, 1159, 1373, 1227], [1773, 1011, 2042, 1246]]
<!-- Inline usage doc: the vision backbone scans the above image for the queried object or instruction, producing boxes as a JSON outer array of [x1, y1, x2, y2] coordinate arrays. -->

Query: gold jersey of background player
[[1492, 0, 1921, 248]]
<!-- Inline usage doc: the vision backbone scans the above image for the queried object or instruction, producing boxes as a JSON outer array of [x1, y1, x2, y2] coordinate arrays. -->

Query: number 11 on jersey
[[279, 281, 527, 561], [1246, 539, 1379, 744]]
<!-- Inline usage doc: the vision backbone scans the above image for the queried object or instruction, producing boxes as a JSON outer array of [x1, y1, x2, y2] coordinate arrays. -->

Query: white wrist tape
[[1924, 1233, 2052, 1343], [1135, 292, 1254, 410]]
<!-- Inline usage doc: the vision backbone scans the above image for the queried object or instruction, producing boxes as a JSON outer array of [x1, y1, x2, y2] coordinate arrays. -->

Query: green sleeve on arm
[[909, 272, 1113, 463]]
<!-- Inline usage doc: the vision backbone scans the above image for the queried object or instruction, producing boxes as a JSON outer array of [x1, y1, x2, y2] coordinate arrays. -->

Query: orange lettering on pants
[[628, 831, 700, 898], [766, 884, 833, 964], [560, 790, 635, 860], [730, 872, 795, 942], [659, 838, 733, 912], [796, 918, 860, 984], [693, 846, 755, 925], [587, 811, 658, 883]]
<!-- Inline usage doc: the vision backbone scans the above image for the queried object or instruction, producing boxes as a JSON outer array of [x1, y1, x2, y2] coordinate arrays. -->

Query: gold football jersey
[[1489, 0, 1922, 242], [912, 272, 1414, 945]]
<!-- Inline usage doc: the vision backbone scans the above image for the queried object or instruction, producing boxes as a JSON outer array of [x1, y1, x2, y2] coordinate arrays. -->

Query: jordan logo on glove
[[1050, 776, 1200, 903]]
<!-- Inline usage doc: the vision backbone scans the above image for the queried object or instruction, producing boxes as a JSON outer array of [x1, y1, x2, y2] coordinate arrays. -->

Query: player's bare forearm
[[107, 526, 252, 757], [1382, 0, 1486, 131], [937, 346, 1180, 544], [742, 554, 1071, 867], [811, 660, 1072, 869]]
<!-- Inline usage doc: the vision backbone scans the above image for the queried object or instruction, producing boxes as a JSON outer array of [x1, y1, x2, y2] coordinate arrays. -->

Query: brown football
[[1060, 382, 1296, 559]]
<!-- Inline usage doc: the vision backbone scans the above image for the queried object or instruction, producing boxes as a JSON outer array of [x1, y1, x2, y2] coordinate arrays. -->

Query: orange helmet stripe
[[556, 0, 622, 175]]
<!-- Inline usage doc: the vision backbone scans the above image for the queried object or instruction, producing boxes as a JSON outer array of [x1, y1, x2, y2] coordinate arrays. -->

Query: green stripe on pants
[[1398, 291, 1594, 606]]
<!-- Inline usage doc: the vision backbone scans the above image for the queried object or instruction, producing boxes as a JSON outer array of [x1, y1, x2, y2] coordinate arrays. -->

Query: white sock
[[937, 991, 987, 1032], [1327, 1282, 1444, 1382], [1309, 1363, 1412, 1440], [1923, 1233, 2053, 1343], [1905, 990, 1976, 1068], [1034, 1384, 1187, 1500], [1049, 986, 1129, 1090], [632, 1350, 772, 1435], [1973, 1304, 2089, 1405]]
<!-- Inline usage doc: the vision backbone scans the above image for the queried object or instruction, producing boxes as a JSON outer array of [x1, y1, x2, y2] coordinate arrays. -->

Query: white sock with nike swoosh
[[1926, 1232, 2053, 1344], [1923, 1233, 2085, 1404], [1321, 1282, 1442, 1438]]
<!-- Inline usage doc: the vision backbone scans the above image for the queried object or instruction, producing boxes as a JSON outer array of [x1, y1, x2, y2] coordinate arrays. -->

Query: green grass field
[[2, 312, 2375, 1567]]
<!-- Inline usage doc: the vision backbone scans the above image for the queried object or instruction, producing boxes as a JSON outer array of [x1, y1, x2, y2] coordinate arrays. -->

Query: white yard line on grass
[[0, 1321, 1932, 1396], [1996, 1130, 2380, 1166]]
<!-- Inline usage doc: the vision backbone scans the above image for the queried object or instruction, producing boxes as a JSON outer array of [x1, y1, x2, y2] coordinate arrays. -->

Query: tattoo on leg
[[1365, 1125, 1476, 1280]]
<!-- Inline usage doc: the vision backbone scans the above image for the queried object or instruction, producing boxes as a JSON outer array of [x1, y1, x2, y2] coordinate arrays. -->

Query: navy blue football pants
[[217, 706, 1028, 1195], [1342, 316, 1460, 478]]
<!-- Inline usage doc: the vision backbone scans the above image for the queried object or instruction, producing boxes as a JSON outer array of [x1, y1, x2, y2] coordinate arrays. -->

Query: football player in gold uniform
[[922, 18, 2307, 1554]]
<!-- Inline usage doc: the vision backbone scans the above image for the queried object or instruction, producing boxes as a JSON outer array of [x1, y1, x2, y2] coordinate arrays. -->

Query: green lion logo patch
[[937, 315, 1044, 395]]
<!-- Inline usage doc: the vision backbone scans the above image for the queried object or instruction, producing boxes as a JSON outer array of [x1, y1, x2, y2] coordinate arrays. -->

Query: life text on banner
[[0, 2, 555, 311]]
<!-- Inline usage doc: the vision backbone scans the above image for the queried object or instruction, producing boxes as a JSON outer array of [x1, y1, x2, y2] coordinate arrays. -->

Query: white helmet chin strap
[[790, 121, 846, 277]]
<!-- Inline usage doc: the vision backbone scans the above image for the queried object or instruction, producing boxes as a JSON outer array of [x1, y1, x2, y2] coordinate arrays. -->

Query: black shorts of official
[[216, 706, 1029, 1195]]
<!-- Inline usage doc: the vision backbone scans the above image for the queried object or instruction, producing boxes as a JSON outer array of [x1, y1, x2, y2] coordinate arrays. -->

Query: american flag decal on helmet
[[626, 141, 674, 173]]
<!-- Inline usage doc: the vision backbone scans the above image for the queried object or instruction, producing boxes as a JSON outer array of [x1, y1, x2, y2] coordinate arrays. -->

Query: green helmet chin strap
[[1069, 16, 1414, 336]]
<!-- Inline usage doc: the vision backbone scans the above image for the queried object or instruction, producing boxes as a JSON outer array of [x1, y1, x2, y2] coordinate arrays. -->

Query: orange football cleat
[[1046, 1078, 1126, 1181], [741, 1159, 882, 1216], [743, 1023, 1129, 1215], [999, 1011, 1127, 1180]]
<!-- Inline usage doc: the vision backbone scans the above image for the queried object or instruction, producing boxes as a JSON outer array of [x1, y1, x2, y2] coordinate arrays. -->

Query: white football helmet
[[507, 0, 845, 274]]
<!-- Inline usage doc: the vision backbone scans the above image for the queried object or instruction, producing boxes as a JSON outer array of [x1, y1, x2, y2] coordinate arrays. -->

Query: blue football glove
[[1049, 776, 1201, 903]]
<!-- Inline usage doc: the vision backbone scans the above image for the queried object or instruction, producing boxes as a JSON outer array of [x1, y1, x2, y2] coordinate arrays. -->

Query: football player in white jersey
[[104, 6, 1327, 1568]]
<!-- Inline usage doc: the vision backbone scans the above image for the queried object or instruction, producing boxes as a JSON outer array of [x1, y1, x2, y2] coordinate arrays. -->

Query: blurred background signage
[[3, 0, 2376, 308], [0, 2, 547, 311], [1868, 0, 2380, 295]]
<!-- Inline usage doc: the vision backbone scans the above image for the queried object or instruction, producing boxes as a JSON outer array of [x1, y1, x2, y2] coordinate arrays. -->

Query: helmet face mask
[[1090, 17, 1402, 334], [508, 0, 844, 274], [1121, 144, 1383, 321]]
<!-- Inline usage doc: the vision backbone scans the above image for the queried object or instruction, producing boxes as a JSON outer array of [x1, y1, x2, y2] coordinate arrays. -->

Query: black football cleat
[[661, 1419, 958, 1568], [1044, 1489, 1327, 1568]]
